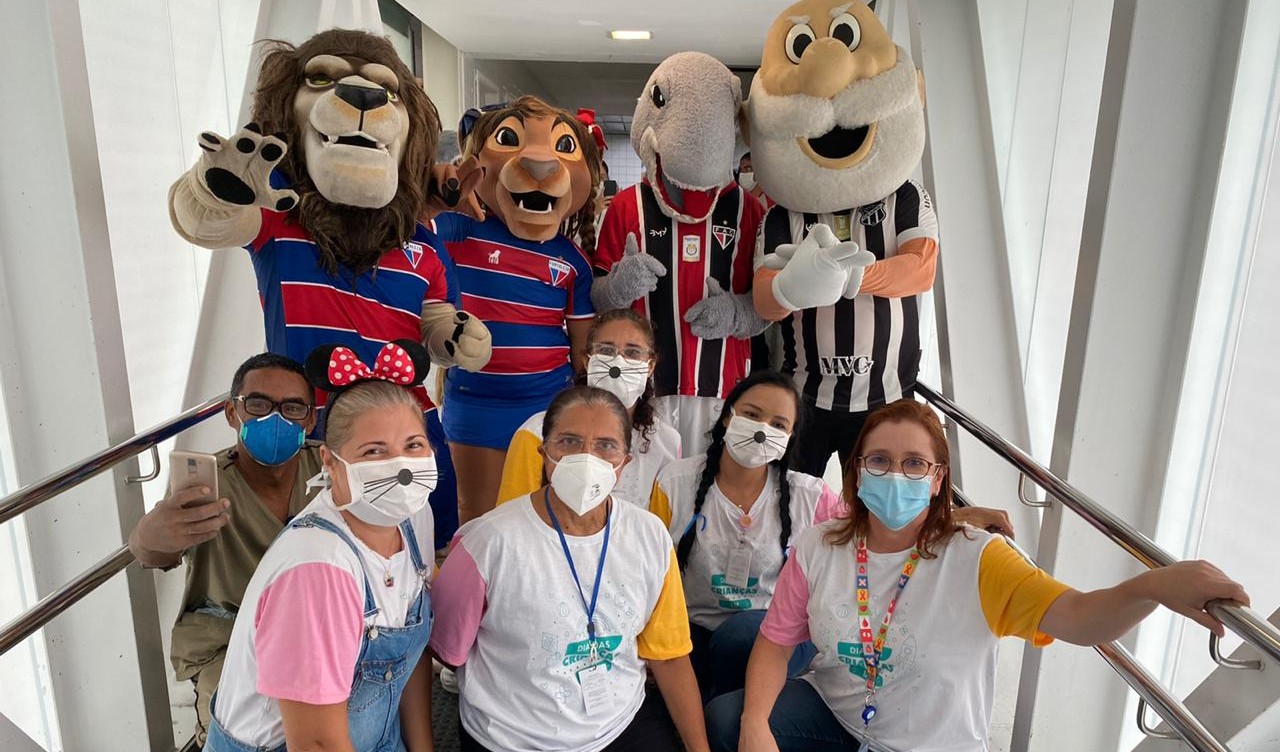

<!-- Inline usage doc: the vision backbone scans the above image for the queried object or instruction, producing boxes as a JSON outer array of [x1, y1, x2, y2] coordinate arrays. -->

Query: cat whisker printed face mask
[[585, 353, 650, 409], [723, 411, 791, 468], [333, 453, 438, 527]]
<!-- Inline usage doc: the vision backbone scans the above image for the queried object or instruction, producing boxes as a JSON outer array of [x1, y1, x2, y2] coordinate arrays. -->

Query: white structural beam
[[0, 1, 172, 750], [907, 3, 1037, 748], [1015, 2, 1249, 751]]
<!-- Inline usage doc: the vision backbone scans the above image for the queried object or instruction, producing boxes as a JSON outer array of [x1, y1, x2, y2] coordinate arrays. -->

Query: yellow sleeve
[[649, 481, 673, 529], [637, 549, 693, 660], [496, 429, 545, 506], [978, 538, 1072, 647]]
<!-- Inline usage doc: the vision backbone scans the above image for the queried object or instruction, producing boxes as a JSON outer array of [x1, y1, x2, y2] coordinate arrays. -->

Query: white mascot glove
[[763, 224, 876, 311]]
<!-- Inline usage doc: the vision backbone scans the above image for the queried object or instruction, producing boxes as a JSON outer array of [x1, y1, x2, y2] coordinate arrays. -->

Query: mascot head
[[632, 52, 742, 223], [746, 0, 924, 213], [463, 96, 601, 244], [252, 29, 440, 272]]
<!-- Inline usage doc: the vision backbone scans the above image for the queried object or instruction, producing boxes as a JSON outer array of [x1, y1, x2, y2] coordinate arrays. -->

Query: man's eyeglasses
[[545, 435, 626, 463], [588, 343, 653, 362], [236, 395, 312, 422], [857, 454, 943, 480]]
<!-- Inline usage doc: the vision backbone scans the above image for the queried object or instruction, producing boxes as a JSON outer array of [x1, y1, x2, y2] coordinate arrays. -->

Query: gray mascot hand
[[684, 279, 770, 340], [192, 124, 299, 212], [764, 224, 875, 311], [590, 233, 667, 311]]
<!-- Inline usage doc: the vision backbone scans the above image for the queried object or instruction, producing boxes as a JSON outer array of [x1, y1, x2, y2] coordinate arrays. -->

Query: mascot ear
[[305, 344, 348, 392], [867, 0, 878, 11], [388, 338, 433, 388]]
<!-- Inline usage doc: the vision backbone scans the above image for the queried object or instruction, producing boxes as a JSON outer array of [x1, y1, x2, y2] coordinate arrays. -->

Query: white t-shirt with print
[[652, 456, 841, 629], [213, 490, 435, 748], [429, 495, 691, 752]]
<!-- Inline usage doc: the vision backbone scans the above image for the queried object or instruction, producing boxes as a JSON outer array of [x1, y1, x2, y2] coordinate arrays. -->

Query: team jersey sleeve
[[593, 192, 633, 273], [422, 244, 452, 306], [247, 207, 286, 253], [752, 206, 796, 321], [567, 243, 597, 320], [428, 540, 489, 666], [759, 554, 812, 646], [859, 181, 939, 298], [497, 428, 544, 506], [978, 537, 1072, 646], [428, 212, 473, 244], [253, 562, 365, 704], [648, 479, 674, 531], [734, 195, 764, 294], [636, 548, 693, 661]]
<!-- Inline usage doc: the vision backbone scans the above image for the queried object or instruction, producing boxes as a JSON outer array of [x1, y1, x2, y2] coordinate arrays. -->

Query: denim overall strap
[[397, 519, 429, 577], [288, 513, 378, 618]]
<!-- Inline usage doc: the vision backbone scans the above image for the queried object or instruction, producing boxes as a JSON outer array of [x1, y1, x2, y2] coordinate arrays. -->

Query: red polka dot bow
[[327, 342, 417, 387]]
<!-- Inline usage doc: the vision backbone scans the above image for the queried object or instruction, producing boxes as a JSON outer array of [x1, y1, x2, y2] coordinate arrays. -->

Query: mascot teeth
[[320, 132, 387, 152], [513, 191, 555, 213]]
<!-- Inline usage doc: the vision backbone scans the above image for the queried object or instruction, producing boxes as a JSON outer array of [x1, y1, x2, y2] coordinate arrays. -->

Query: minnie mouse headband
[[304, 339, 431, 393]]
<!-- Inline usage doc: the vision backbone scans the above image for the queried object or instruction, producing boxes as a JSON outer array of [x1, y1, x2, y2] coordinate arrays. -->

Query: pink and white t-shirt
[[649, 457, 844, 629], [212, 490, 435, 748]]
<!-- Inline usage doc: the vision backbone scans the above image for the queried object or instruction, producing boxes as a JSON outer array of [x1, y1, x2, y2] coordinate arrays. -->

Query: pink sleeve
[[760, 556, 811, 646], [813, 484, 847, 523], [428, 542, 488, 666], [255, 562, 365, 704]]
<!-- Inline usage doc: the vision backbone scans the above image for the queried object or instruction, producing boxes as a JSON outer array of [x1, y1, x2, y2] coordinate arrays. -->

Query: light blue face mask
[[238, 412, 305, 467], [857, 469, 933, 531]]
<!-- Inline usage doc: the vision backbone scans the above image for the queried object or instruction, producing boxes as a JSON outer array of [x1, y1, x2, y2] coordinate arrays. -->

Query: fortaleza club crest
[[547, 258, 573, 287], [712, 225, 737, 249], [402, 241, 424, 268]]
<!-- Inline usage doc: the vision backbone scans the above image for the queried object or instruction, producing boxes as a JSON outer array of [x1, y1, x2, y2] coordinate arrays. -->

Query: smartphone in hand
[[169, 450, 219, 505]]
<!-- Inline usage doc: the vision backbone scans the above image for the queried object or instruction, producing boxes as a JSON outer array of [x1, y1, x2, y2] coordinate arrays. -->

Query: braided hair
[[675, 370, 804, 572]]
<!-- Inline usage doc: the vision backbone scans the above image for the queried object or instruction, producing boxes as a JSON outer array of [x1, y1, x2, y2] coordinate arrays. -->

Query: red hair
[[826, 399, 961, 558]]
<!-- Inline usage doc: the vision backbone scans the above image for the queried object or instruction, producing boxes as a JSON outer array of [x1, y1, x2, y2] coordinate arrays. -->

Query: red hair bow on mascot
[[429, 96, 602, 523], [167, 30, 491, 548]]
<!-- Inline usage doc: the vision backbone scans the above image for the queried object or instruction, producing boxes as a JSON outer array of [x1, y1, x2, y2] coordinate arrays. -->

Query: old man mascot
[[168, 29, 490, 549], [748, 0, 940, 477]]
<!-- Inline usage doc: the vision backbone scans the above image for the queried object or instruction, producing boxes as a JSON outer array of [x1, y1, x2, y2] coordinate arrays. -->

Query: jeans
[[705, 679, 863, 752], [460, 690, 682, 752], [689, 610, 817, 701]]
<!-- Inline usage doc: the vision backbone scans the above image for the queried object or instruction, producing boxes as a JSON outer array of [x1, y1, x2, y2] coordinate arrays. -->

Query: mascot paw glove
[[591, 233, 666, 311], [192, 124, 299, 212], [684, 279, 770, 340], [766, 224, 872, 311], [421, 303, 492, 371]]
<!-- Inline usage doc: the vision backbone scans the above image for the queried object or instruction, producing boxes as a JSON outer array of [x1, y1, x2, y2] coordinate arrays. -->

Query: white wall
[[423, 23, 462, 134]]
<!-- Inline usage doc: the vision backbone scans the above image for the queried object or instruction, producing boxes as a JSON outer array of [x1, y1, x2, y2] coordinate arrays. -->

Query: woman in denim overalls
[[205, 342, 440, 752]]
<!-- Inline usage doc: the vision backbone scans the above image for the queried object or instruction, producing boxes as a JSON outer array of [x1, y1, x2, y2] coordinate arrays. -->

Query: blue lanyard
[[544, 487, 611, 640]]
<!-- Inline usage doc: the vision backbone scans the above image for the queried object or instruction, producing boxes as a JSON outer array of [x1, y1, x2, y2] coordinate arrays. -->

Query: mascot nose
[[336, 82, 389, 112], [520, 157, 561, 181], [792, 38, 857, 99]]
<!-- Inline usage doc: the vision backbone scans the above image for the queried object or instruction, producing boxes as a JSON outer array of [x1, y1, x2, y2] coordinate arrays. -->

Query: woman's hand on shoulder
[[953, 505, 1014, 538], [1141, 560, 1249, 636]]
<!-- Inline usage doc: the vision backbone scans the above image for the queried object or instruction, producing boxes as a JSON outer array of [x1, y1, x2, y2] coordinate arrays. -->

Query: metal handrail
[[920, 381, 1280, 666], [0, 546, 134, 656], [0, 393, 228, 526], [953, 487, 1230, 752]]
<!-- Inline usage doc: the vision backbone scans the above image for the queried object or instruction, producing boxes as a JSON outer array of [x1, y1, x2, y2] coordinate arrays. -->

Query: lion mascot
[[428, 95, 602, 523], [168, 29, 490, 550], [747, 0, 939, 477]]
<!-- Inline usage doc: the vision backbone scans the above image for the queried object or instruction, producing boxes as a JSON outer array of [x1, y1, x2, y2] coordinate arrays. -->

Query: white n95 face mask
[[738, 171, 756, 192], [334, 453, 437, 527], [585, 353, 649, 409], [549, 453, 620, 516], [723, 413, 790, 469]]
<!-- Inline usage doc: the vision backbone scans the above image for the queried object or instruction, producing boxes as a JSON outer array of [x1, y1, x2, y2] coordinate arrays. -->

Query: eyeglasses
[[857, 454, 944, 480], [545, 435, 627, 463], [236, 395, 313, 422], [588, 342, 653, 362]]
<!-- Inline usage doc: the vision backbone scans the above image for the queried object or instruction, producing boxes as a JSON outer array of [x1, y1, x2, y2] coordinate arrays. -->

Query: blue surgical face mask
[[857, 469, 933, 531], [238, 412, 306, 467]]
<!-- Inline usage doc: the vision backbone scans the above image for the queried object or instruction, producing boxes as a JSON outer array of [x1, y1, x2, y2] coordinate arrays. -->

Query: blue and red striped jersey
[[246, 209, 454, 411], [431, 213, 594, 400]]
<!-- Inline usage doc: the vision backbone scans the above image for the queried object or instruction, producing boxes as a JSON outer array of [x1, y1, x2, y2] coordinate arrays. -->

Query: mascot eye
[[651, 84, 666, 108], [555, 134, 577, 154], [386, 90, 400, 102], [829, 13, 862, 50], [785, 23, 816, 64], [306, 75, 334, 88], [495, 126, 520, 147]]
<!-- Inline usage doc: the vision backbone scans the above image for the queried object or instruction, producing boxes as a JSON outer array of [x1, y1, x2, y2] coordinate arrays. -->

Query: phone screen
[[603, 179, 618, 198]]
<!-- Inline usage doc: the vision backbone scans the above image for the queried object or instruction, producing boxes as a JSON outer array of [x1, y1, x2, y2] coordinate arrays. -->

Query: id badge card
[[725, 544, 753, 589], [577, 662, 611, 715]]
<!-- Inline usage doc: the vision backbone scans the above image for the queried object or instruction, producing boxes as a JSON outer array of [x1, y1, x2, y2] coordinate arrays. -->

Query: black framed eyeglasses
[[857, 454, 944, 480], [236, 395, 313, 422]]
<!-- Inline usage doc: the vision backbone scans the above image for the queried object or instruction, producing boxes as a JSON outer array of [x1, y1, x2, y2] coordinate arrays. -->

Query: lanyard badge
[[544, 488, 612, 654], [855, 539, 921, 734]]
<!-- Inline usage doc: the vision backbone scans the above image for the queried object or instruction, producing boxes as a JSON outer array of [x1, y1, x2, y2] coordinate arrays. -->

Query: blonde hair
[[323, 381, 424, 451]]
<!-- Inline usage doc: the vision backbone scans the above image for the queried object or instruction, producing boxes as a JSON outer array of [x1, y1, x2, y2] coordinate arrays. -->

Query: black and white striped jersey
[[757, 180, 938, 412]]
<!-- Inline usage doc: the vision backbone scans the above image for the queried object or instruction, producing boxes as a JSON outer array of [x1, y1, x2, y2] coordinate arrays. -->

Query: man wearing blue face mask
[[128, 352, 321, 746]]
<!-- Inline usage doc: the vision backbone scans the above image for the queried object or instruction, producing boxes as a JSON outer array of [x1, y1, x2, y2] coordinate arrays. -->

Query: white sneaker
[[440, 666, 459, 694]]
